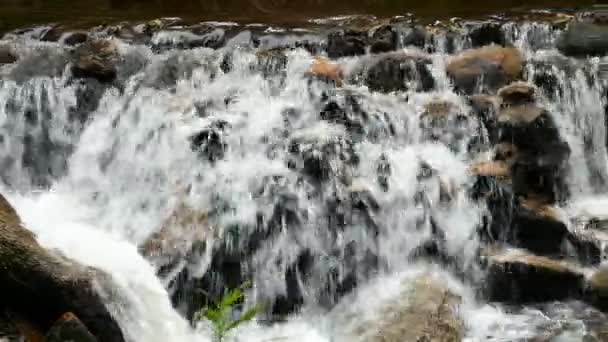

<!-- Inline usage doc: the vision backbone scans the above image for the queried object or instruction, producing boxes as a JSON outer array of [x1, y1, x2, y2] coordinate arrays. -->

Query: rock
[[307, 57, 344, 85], [586, 267, 608, 311], [0, 44, 17, 64], [497, 104, 570, 203], [0, 193, 125, 342], [484, 248, 585, 303], [369, 25, 398, 54], [46, 312, 97, 342], [345, 274, 464, 342], [466, 20, 506, 47], [469, 160, 510, 177], [557, 22, 608, 57], [189, 120, 230, 163], [63, 32, 89, 46], [71, 39, 118, 83], [359, 52, 435, 93], [468, 94, 499, 143], [447, 46, 524, 94], [327, 29, 367, 58], [141, 196, 210, 278], [498, 82, 537, 106]]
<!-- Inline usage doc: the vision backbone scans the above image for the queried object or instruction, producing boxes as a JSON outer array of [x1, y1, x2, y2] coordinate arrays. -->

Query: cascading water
[[1, 14, 608, 341]]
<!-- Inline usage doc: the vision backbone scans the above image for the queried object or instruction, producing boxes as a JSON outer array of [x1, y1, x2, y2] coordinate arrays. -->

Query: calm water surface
[[0, 0, 600, 32]]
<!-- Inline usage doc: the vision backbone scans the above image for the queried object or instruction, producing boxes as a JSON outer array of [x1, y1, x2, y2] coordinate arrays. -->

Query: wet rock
[[0, 193, 125, 342], [40, 26, 88, 46], [141, 196, 210, 277], [327, 29, 367, 58], [46, 312, 97, 342], [397, 25, 427, 49], [151, 28, 226, 51], [509, 198, 570, 255], [255, 49, 288, 78], [586, 266, 608, 312], [468, 94, 499, 143], [484, 249, 585, 303], [63, 32, 89, 46], [419, 98, 471, 152], [498, 82, 537, 106], [308, 57, 344, 85], [369, 25, 398, 54], [344, 274, 464, 342], [189, 120, 230, 163], [447, 46, 524, 94], [466, 20, 506, 47], [0, 44, 17, 64], [71, 39, 118, 83], [557, 22, 608, 57], [497, 104, 570, 203], [359, 52, 435, 93]]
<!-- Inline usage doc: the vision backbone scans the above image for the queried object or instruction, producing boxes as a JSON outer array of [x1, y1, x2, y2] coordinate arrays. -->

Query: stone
[[557, 22, 608, 57], [469, 160, 510, 177], [71, 39, 118, 83], [369, 25, 398, 54], [359, 52, 435, 93], [46, 312, 97, 342], [497, 104, 570, 203], [498, 82, 537, 106], [0, 44, 17, 64], [586, 267, 608, 311], [141, 195, 210, 278], [327, 29, 367, 58], [447, 46, 524, 94], [484, 248, 585, 303], [307, 57, 344, 85], [508, 198, 570, 255], [63, 32, 89, 46], [0, 192, 125, 342], [466, 20, 506, 47], [344, 274, 464, 342]]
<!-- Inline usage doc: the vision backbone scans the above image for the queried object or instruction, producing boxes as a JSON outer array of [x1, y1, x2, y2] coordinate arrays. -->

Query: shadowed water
[[0, 0, 598, 32]]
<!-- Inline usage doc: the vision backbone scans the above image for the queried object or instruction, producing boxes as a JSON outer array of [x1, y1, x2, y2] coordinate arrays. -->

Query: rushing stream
[[1, 11, 608, 341]]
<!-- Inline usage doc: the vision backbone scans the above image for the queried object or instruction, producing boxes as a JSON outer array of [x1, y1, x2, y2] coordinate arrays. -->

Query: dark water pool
[[0, 0, 600, 32]]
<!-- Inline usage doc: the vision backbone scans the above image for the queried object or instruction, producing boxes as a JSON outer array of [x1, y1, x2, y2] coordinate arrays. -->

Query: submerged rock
[[0, 193, 125, 342], [447, 46, 523, 94]]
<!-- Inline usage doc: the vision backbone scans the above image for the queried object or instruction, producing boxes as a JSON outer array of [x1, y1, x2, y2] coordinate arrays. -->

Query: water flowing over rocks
[[3, 7, 608, 341]]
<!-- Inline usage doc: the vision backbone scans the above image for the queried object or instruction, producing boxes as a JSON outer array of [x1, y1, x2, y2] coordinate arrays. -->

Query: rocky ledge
[[0, 193, 125, 342]]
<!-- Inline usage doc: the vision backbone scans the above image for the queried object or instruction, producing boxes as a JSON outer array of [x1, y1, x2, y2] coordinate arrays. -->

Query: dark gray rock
[[558, 22, 608, 57]]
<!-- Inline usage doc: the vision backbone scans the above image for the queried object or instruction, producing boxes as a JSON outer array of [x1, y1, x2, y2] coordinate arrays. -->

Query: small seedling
[[195, 281, 263, 341]]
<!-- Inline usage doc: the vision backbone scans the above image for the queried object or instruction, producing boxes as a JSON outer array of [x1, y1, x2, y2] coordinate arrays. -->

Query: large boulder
[[0, 193, 125, 342], [446, 46, 523, 94], [343, 274, 464, 342]]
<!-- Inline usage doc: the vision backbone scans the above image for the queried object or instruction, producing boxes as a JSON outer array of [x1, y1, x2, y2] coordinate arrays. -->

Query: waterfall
[[1, 15, 608, 341]]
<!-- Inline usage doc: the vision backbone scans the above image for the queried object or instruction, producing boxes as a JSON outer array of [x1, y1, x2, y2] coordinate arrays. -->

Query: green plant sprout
[[195, 281, 263, 341]]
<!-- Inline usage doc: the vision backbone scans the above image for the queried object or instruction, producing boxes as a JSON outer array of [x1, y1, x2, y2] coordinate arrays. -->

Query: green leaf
[[220, 288, 243, 308]]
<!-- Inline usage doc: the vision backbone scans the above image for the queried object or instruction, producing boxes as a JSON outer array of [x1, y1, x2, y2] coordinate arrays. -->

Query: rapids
[[1, 13, 608, 341]]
